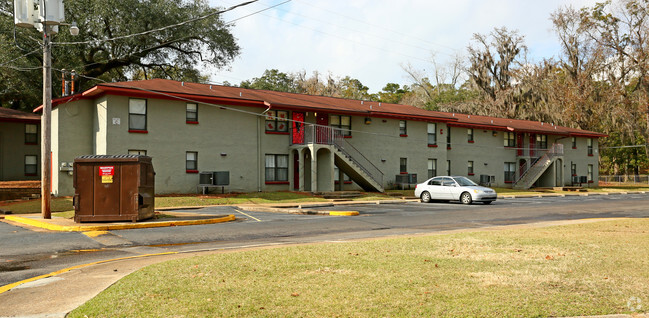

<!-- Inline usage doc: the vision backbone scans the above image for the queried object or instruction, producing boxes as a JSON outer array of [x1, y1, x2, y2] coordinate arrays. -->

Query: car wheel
[[460, 192, 472, 205], [483, 201, 492, 205], [420, 191, 432, 203]]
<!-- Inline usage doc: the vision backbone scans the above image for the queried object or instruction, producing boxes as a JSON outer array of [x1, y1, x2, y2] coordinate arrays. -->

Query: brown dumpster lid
[[74, 154, 151, 163]]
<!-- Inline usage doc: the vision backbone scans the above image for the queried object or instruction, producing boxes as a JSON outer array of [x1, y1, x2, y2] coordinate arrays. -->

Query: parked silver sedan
[[414, 176, 497, 204]]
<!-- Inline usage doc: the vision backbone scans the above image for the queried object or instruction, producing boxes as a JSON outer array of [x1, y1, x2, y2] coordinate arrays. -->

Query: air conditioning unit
[[395, 174, 409, 184], [408, 173, 417, 184], [579, 176, 588, 183], [199, 171, 230, 186]]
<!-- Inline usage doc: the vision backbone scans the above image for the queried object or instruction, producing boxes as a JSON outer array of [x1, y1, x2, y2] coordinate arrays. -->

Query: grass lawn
[[69, 218, 649, 317]]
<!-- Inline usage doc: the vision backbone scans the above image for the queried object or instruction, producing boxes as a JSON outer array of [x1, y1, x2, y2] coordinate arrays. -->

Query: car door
[[445, 177, 463, 200], [439, 177, 456, 200], [426, 177, 444, 200]]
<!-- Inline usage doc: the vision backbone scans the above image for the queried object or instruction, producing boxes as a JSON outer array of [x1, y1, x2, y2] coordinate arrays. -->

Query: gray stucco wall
[[50, 93, 603, 195]]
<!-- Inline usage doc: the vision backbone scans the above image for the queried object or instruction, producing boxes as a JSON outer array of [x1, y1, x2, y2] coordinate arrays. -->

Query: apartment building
[[30, 79, 605, 196]]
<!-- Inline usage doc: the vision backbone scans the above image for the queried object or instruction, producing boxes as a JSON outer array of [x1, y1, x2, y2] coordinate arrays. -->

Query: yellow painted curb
[[3, 214, 236, 232], [83, 231, 110, 238], [327, 211, 359, 216], [0, 252, 178, 295]]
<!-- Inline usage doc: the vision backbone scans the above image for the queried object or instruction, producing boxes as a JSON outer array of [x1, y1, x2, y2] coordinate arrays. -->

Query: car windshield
[[453, 177, 477, 186]]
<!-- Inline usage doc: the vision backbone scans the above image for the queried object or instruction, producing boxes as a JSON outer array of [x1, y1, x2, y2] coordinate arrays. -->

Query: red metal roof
[[0, 107, 39, 123], [38, 78, 607, 138]]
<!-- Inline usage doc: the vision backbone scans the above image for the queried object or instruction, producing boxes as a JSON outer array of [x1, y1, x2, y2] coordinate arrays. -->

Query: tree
[[467, 27, 527, 118], [0, 0, 240, 111], [377, 83, 409, 104], [240, 69, 298, 92]]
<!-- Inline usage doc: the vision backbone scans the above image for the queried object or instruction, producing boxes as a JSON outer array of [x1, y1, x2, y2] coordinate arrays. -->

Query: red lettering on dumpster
[[99, 166, 114, 183]]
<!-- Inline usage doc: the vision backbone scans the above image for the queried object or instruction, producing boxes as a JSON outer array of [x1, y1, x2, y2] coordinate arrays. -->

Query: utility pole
[[14, 0, 76, 219], [41, 25, 52, 219]]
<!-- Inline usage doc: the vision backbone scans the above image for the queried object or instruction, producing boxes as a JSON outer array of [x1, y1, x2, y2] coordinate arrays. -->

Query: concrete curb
[[3, 214, 236, 232]]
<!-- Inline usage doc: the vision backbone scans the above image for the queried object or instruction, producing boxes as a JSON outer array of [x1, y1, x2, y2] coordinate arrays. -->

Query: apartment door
[[292, 112, 305, 144], [516, 133, 524, 156], [316, 113, 328, 144], [529, 133, 536, 158], [293, 151, 300, 190]]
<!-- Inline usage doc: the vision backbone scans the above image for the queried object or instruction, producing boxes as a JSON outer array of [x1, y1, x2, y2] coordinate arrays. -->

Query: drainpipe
[[257, 102, 272, 192]]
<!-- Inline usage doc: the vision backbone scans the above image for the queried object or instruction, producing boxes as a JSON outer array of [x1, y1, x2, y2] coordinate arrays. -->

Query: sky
[[212, 0, 601, 93]]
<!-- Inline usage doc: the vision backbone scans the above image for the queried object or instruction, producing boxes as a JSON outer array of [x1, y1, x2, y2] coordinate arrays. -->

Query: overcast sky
[[213, 0, 600, 93]]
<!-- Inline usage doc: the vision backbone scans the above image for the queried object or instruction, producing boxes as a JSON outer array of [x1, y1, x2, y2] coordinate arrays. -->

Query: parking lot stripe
[[234, 209, 261, 222]]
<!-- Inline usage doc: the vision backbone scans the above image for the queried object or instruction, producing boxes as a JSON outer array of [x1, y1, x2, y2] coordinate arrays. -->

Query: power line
[[53, 0, 261, 46], [0, 48, 41, 67], [226, 0, 291, 24]]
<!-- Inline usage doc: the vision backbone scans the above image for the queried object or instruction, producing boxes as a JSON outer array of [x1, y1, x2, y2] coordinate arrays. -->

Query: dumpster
[[73, 154, 155, 223]]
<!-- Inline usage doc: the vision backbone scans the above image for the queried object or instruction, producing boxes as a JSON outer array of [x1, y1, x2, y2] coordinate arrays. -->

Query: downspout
[[257, 101, 272, 192]]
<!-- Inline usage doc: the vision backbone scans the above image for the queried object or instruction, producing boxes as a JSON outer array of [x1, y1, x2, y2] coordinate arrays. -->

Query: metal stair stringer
[[332, 147, 384, 193], [513, 144, 564, 190]]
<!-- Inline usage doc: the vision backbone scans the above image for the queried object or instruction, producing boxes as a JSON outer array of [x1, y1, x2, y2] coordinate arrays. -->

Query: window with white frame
[[399, 120, 407, 136], [400, 158, 407, 174], [504, 162, 516, 182], [468, 161, 474, 175], [587, 139, 593, 155], [129, 99, 147, 131], [536, 134, 548, 149], [587, 164, 593, 182], [186, 151, 197, 172], [265, 154, 289, 182], [504, 132, 516, 147], [571, 137, 577, 149], [334, 166, 351, 183], [186, 103, 198, 123], [467, 128, 474, 142], [25, 124, 37, 144], [571, 163, 577, 176], [330, 115, 351, 136], [428, 159, 437, 179], [25, 155, 37, 176], [427, 123, 437, 146], [265, 110, 289, 133]]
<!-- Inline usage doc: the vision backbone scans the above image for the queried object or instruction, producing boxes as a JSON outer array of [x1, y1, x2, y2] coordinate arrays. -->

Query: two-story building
[[31, 79, 605, 196], [0, 108, 41, 181]]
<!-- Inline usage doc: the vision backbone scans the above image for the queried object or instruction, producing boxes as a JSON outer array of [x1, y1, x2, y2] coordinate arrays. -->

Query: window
[[504, 132, 516, 147], [334, 167, 351, 183], [265, 154, 289, 182], [186, 103, 198, 123], [536, 134, 548, 150], [128, 149, 147, 156], [571, 163, 577, 176], [186, 151, 198, 173], [504, 162, 516, 183], [129, 99, 147, 132], [446, 160, 451, 176], [25, 124, 38, 144], [587, 139, 593, 156], [571, 137, 577, 149], [428, 159, 437, 179], [467, 128, 474, 143], [265, 110, 289, 133], [330, 115, 351, 136], [427, 123, 437, 146], [468, 161, 474, 175], [446, 127, 452, 149], [587, 164, 593, 182], [25, 155, 37, 176], [399, 158, 407, 174], [399, 120, 407, 136]]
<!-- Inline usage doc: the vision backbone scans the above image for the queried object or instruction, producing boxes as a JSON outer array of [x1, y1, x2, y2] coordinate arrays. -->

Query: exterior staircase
[[333, 145, 384, 192], [513, 144, 564, 190], [296, 124, 384, 192]]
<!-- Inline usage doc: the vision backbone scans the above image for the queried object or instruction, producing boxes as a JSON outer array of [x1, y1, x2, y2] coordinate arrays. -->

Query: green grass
[[69, 218, 649, 317], [0, 197, 73, 214]]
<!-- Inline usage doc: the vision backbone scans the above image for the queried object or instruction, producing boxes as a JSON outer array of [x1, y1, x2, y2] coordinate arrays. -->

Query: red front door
[[292, 112, 305, 144], [316, 113, 328, 144], [529, 134, 536, 157], [516, 133, 523, 156]]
